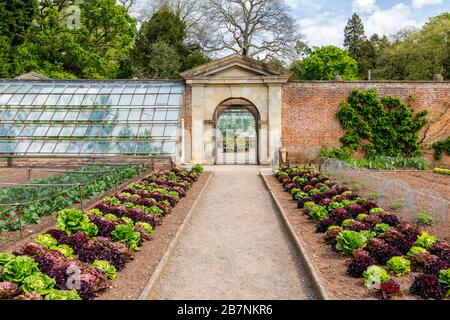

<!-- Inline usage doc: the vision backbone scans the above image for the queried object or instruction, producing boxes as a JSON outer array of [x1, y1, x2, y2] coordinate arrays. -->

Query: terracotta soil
[[1, 170, 211, 300], [265, 175, 421, 300]]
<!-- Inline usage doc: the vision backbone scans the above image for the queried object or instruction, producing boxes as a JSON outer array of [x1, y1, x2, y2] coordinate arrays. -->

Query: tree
[[14, 0, 137, 79], [290, 46, 358, 80], [374, 13, 450, 80], [130, 6, 209, 79], [344, 13, 366, 57], [0, 0, 38, 77], [196, 0, 302, 62]]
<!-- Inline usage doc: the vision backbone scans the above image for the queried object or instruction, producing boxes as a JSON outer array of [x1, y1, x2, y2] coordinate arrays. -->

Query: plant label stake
[[16, 204, 23, 239]]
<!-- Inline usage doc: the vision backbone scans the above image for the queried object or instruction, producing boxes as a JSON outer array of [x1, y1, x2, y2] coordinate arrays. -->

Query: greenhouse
[[0, 80, 183, 159]]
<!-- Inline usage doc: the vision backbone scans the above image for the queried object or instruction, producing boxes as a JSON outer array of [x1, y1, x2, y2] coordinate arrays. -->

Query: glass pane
[[27, 85, 45, 94], [68, 95, 84, 106], [159, 86, 171, 94], [47, 125, 62, 137], [52, 110, 67, 121], [127, 125, 139, 136], [139, 125, 152, 137], [2, 109, 18, 120], [96, 140, 112, 154], [0, 94, 13, 105], [72, 125, 88, 136], [156, 94, 169, 105], [141, 110, 154, 121], [149, 141, 163, 154], [164, 125, 178, 137], [86, 124, 102, 137], [162, 141, 176, 154], [166, 110, 179, 120], [108, 141, 121, 153], [94, 95, 112, 106], [104, 109, 117, 120], [41, 141, 57, 153], [8, 124, 24, 136], [118, 140, 136, 154], [8, 94, 25, 105], [60, 125, 75, 136], [99, 86, 113, 94], [81, 95, 97, 106], [63, 86, 78, 94], [21, 125, 37, 136], [39, 109, 55, 121], [26, 109, 42, 121], [135, 86, 148, 94], [54, 141, 71, 153], [143, 94, 156, 105], [171, 86, 183, 94], [20, 94, 37, 105], [34, 125, 50, 136], [153, 110, 167, 121], [32, 95, 48, 105], [78, 109, 92, 121], [118, 95, 133, 106], [15, 109, 29, 120], [27, 141, 44, 153], [15, 84, 32, 94], [115, 109, 129, 121], [128, 109, 142, 121], [147, 85, 159, 94], [136, 140, 151, 154], [0, 124, 10, 136], [67, 141, 83, 154], [111, 86, 125, 94], [0, 140, 17, 153], [87, 86, 101, 94], [106, 95, 120, 106], [111, 124, 127, 136], [152, 125, 165, 136], [51, 85, 67, 94], [45, 95, 60, 106], [130, 95, 145, 106], [168, 94, 181, 106], [57, 95, 73, 106], [122, 86, 137, 94], [65, 110, 79, 121], [80, 140, 97, 154], [90, 109, 107, 121], [100, 125, 114, 136], [15, 140, 31, 153], [75, 86, 90, 94]]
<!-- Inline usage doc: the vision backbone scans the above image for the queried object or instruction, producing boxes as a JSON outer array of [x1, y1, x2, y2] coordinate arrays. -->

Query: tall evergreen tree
[[344, 13, 366, 57]]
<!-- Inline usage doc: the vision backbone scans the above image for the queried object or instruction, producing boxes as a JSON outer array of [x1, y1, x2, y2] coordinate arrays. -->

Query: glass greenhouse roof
[[0, 81, 183, 156]]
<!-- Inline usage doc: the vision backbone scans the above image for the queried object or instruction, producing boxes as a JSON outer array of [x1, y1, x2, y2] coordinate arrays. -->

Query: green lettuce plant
[[104, 213, 119, 222], [369, 208, 384, 215], [111, 224, 141, 251], [373, 223, 390, 235], [386, 256, 411, 276], [342, 219, 356, 228], [414, 232, 437, 249], [335, 230, 367, 255], [363, 265, 390, 289], [45, 289, 81, 300], [21, 272, 55, 294], [407, 246, 428, 257], [0, 252, 15, 267], [136, 222, 153, 235], [1, 256, 39, 283], [56, 209, 98, 238], [54, 244, 74, 259], [34, 234, 58, 249], [356, 214, 368, 221], [92, 260, 117, 280], [438, 269, 450, 297], [309, 206, 328, 221]]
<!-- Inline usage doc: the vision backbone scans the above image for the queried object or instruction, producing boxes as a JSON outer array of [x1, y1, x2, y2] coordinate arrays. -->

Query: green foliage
[[414, 232, 437, 249], [390, 199, 404, 211], [335, 230, 367, 255], [373, 223, 390, 235], [337, 89, 428, 158], [356, 214, 368, 221], [92, 260, 117, 280], [104, 214, 119, 222], [433, 168, 450, 175], [407, 246, 428, 257], [191, 164, 204, 175], [363, 265, 390, 289], [87, 208, 103, 217], [386, 256, 411, 276], [35, 234, 58, 249], [438, 269, 450, 297], [56, 209, 98, 238], [415, 212, 434, 226], [111, 224, 141, 251], [1, 256, 39, 283], [320, 145, 352, 161], [341, 219, 356, 228], [136, 222, 153, 235], [432, 138, 450, 160], [21, 272, 55, 295], [54, 244, 74, 259], [45, 289, 81, 300], [0, 252, 15, 266], [309, 206, 329, 221], [290, 45, 358, 80]]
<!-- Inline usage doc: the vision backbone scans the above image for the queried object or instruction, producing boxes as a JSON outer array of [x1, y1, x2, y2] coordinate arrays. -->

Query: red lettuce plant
[[410, 274, 445, 300]]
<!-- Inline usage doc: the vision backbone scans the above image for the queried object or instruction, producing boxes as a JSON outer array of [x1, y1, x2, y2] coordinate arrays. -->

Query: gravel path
[[151, 166, 316, 300]]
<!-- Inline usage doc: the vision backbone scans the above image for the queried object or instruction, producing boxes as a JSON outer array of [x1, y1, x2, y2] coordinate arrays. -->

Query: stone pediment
[[181, 54, 290, 84]]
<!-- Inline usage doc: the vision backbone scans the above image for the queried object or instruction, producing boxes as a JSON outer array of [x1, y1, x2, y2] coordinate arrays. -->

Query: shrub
[[433, 168, 450, 175], [431, 137, 450, 160], [191, 164, 204, 174]]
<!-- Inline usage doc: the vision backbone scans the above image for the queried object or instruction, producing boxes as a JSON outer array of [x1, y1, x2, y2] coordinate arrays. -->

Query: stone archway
[[214, 98, 260, 165], [181, 54, 290, 165]]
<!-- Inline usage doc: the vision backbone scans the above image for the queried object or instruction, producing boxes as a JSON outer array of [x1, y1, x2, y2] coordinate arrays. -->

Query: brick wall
[[181, 85, 192, 163], [281, 81, 450, 166]]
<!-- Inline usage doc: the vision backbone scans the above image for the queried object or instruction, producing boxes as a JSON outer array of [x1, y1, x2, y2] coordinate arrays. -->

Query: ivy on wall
[[432, 137, 450, 160], [336, 89, 429, 158]]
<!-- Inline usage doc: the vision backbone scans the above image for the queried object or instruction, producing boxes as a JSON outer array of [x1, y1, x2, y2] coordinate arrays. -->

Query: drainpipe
[[181, 117, 185, 164]]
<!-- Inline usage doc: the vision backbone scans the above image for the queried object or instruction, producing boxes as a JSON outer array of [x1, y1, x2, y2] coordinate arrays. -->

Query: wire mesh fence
[[322, 158, 450, 240]]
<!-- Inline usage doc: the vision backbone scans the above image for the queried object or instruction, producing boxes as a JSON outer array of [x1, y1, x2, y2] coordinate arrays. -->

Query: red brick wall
[[281, 81, 450, 165]]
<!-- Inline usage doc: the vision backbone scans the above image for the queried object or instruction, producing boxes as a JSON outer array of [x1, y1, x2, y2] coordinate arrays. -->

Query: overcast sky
[[287, 0, 449, 47]]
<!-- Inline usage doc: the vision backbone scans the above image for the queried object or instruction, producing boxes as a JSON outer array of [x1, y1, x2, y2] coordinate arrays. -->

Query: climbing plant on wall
[[432, 137, 450, 160], [336, 89, 429, 158]]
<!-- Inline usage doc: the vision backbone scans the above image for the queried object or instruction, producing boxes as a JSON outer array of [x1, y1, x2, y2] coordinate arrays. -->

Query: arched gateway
[[181, 54, 290, 166]]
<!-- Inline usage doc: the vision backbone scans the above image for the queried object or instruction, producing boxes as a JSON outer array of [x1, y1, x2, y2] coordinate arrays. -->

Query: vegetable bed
[[0, 165, 146, 233], [271, 166, 450, 300], [0, 166, 204, 300]]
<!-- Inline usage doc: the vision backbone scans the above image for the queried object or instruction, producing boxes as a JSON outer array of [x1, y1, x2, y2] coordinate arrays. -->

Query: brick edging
[[260, 173, 329, 300], [138, 171, 214, 300]]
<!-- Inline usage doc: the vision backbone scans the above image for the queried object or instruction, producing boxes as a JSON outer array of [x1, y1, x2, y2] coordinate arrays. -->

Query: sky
[[285, 0, 450, 47]]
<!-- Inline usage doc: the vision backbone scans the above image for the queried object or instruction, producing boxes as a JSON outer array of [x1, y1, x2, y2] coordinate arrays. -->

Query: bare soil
[[265, 175, 420, 300], [0, 168, 63, 184]]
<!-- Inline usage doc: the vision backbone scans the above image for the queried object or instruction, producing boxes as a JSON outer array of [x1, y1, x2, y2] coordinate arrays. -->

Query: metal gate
[[215, 107, 257, 165]]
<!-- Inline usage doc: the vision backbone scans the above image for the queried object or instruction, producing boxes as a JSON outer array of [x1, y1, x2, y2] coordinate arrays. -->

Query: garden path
[[150, 165, 316, 300]]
